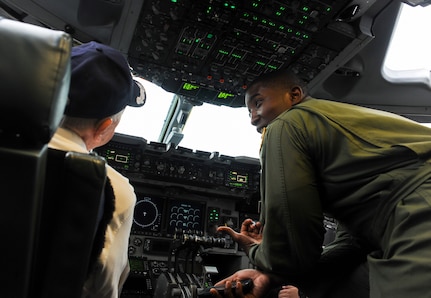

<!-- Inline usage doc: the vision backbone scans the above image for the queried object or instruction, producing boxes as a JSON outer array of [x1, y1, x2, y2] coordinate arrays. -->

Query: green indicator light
[[253, 16, 258, 21], [269, 21, 275, 27], [243, 12, 250, 17], [207, 33, 213, 39], [171, 0, 177, 2], [303, 15, 308, 20], [303, 34, 309, 39], [231, 53, 242, 59], [219, 50, 229, 55], [255, 37, 260, 42], [279, 6, 286, 11], [268, 65, 278, 70], [276, 12, 282, 16], [231, 5, 236, 9], [262, 19, 267, 24], [182, 38, 192, 44], [236, 32, 241, 36], [296, 31, 301, 36], [182, 83, 200, 91], [218, 92, 234, 99], [302, 6, 309, 12], [256, 61, 265, 66], [252, 2, 258, 8], [291, 50, 295, 55], [298, 20, 304, 25], [287, 28, 293, 33], [327, 7, 331, 12], [279, 25, 285, 30], [195, 38, 200, 43], [224, 2, 228, 7]]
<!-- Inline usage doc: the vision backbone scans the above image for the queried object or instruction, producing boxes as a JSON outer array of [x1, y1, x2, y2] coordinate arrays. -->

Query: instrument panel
[[129, 0, 376, 107], [94, 133, 261, 297], [0, 0, 389, 108], [96, 133, 261, 198]]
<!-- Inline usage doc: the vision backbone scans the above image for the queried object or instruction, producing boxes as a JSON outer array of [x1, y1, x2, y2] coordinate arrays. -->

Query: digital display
[[144, 238, 171, 254], [217, 92, 235, 99], [133, 195, 164, 233], [101, 148, 133, 170], [115, 154, 129, 163], [227, 170, 249, 188], [182, 82, 200, 91], [129, 257, 145, 272], [178, 82, 200, 97], [167, 199, 205, 234]]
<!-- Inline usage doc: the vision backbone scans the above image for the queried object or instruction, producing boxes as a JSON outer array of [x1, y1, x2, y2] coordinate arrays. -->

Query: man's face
[[245, 83, 295, 133]]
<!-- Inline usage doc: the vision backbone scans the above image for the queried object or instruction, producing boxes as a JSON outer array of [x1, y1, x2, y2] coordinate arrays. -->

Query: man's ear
[[290, 86, 304, 104], [95, 117, 113, 135]]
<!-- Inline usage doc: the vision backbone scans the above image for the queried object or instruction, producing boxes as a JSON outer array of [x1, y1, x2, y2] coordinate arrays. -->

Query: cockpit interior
[[1, 0, 431, 297]]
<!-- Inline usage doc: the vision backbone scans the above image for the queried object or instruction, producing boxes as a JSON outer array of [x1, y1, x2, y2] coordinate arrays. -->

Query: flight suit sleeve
[[248, 115, 325, 281]]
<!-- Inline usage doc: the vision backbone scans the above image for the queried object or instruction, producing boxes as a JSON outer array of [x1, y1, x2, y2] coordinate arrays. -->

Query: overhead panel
[[128, 0, 373, 107], [0, 0, 381, 107]]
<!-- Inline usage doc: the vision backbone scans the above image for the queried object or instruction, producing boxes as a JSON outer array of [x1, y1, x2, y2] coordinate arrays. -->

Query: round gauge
[[133, 197, 160, 228]]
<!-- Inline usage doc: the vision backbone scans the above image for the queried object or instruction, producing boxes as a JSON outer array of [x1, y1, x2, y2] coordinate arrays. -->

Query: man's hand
[[278, 285, 300, 298], [217, 219, 263, 254], [209, 269, 271, 298]]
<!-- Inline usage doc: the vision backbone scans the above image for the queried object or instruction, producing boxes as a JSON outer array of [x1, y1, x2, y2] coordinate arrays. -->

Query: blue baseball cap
[[65, 41, 145, 118]]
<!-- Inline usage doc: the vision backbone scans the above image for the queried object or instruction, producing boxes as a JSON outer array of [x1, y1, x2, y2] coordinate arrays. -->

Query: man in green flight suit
[[211, 69, 431, 298]]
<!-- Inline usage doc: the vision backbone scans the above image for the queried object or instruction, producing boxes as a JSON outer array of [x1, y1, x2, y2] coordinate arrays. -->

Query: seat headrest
[[0, 18, 71, 147]]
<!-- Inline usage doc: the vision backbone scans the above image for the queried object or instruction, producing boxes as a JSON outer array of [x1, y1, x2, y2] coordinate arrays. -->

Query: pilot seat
[[0, 17, 109, 298]]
